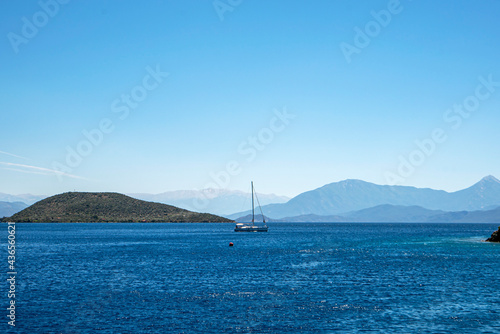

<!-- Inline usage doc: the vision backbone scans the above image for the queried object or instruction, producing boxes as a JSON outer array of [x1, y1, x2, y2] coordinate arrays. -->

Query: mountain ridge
[[129, 188, 289, 215], [0, 193, 46, 206], [235, 204, 500, 223], [229, 176, 500, 219]]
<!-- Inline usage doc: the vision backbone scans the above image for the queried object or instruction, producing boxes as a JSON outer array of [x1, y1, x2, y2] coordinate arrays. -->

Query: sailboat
[[234, 182, 269, 232]]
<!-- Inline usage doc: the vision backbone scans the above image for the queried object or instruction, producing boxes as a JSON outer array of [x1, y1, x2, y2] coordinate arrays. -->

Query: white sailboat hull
[[234, 182, 268, 232], [234, 225, 268, 232]]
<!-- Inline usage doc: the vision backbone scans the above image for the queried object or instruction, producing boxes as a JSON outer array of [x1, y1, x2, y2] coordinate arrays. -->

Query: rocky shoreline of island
[[486, 226, 500, 242]]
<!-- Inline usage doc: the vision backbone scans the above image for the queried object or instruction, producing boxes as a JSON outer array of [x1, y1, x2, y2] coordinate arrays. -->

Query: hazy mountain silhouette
[[0, 201, 28, 218], [229, 176, 500, 219]]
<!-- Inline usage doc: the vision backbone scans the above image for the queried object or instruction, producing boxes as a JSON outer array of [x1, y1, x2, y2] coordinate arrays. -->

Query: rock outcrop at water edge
[[486, 226, 500, 242]]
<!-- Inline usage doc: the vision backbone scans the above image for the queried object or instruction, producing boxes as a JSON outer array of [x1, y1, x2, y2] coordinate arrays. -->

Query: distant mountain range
[[236, 204, 500, 223], [0, 201, 28, 218], [0, 189, 289, 218], [230, 175, 500, 221], [3, 176, 500, 223], [129, 189, 289, 215], [0, 193, 45, 205]]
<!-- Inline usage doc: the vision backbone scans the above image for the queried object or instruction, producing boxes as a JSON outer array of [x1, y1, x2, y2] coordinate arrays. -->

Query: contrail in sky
[[0, 162, 88, 180], [0, 150, 30, 160]]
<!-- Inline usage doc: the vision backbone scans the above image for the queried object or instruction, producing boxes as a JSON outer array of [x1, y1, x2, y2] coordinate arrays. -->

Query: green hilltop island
[[1, 192, 233, 223], [486, 226, 500, 243]]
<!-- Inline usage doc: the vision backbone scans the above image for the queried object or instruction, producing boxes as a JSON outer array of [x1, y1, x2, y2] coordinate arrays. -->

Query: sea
[[1, 222, 499, 333]]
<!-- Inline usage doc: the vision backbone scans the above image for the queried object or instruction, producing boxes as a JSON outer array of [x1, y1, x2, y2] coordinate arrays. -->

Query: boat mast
[[251, 181, 255, 225], [253, 184, 266, 225]]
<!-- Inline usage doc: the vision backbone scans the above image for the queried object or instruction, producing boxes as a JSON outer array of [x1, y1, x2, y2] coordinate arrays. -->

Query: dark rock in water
[[486, 226, 500, 242]]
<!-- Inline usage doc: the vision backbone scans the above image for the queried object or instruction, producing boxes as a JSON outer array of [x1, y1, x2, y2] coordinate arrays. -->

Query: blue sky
[[1, 0, 499, 197]]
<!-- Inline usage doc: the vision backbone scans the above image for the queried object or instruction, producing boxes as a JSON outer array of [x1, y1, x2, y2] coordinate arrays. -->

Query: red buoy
[[229, 242, 234, 247]]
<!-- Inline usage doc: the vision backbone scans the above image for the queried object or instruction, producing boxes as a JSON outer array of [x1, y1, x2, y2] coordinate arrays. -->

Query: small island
[[486, 226, 500, 243], [1, 192, 233, 223]]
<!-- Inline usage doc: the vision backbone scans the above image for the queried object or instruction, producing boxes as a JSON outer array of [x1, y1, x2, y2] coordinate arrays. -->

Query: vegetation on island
[[1, 192, 233, 223]]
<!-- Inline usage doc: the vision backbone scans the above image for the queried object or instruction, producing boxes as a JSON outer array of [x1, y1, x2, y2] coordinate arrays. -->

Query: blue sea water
[[1, 222, 499, 333]]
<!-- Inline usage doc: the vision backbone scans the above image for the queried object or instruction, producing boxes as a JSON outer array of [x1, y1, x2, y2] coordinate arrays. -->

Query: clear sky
[[1, 0, 499, 197]]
